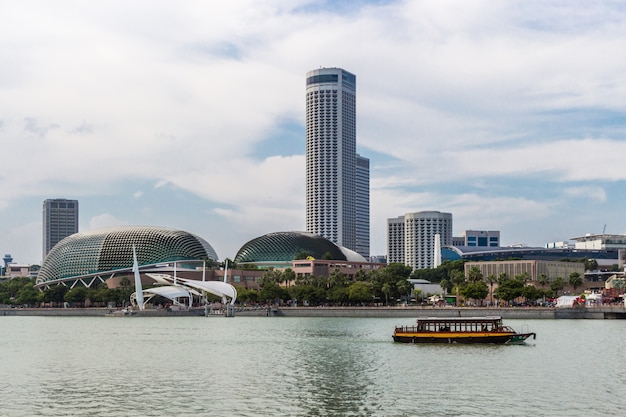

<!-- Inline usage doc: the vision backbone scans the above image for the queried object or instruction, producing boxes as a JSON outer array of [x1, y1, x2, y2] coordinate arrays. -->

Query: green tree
[[460, 281, 489, 305], [584, 259, 598, 271], [550, 277, 565, 297], [65, 287, 88, 306], [259, 282, 288, 304], [520, 285, 541, 304], [568, 272, 583, 292], [328, 286, 349, 304], [494, 276, 524, 304], [328, 269, 349, 289], [537, 274, 549, 288], [396, 279, 412, 303], [259, 269, 283, 286], [290, 284, 326, 305], [467, 266, 483, 283], [348, 281, 373, 304], [42, 285, 69, 306], [282, 268, 296, 288], [439, 278, 452, 295], [486, 274, 497, 306], [354, 269, 370, 282], [381, 282, 393, 305], [235, 287, 259, 304], [450, 270, 465, 305], [16, 285, 40, 306]]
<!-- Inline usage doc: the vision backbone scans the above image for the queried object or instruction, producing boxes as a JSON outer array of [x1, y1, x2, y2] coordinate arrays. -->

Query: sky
[[2, 0, 626, 265]]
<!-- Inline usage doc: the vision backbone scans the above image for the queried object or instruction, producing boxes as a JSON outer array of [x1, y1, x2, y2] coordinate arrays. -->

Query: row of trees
[[0, 277, 133, 307], [0, 258, 591, 308], [437, 266, 585, 306], [237, 262, 419, 306], [0, 263, 427, 308]]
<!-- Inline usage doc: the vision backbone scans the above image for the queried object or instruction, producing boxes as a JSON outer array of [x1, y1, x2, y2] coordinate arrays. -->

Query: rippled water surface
[[0, 316, 624, 416]]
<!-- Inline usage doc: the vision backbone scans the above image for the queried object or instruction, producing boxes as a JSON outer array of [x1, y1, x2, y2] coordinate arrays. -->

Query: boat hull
[[392, 332, 536, 344]]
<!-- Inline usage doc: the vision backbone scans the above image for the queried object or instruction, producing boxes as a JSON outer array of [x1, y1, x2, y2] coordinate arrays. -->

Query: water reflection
[[289, 319, 379, 415]]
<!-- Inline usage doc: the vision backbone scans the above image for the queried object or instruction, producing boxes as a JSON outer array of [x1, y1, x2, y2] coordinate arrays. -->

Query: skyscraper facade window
[[306, 67, 369, 256], [43, 198, 79, 260], [387, 211, 453, 269]]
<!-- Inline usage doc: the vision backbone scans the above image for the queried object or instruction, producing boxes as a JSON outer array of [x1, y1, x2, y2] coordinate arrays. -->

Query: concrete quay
[[2, 306, 625, 319], [260, 306, 626, 319]]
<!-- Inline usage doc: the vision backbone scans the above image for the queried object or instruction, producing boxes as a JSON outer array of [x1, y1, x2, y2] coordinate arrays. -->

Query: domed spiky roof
[[234, 231, 365, 263], [37, 226, 218, 284]]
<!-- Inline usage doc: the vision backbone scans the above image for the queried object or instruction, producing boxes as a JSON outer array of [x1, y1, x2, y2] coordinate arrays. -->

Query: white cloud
[[88, 213, 129, 231], [2, 0, 626, 263]]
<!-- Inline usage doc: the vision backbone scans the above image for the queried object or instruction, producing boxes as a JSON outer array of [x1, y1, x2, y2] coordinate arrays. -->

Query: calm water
[[0, 316, 624, 416]]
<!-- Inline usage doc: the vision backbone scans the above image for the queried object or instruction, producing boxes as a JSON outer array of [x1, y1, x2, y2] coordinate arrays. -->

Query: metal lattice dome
[[36, 226, 218, 284], [234, 231, 365, 263]]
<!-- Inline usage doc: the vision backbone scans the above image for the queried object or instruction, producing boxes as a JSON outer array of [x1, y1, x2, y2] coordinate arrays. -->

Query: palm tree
[[468, 266, 483, 283], [450, 270, 465, 306], [551, 277, 564, 297], [537, 274, 549, 288], [381, 283, 392, 305], [486, 274, 497, 306], [568, 272, 583, 292]]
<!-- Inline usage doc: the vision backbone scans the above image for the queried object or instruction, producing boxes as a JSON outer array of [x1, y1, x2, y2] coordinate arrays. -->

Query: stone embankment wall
[[2, 306, 624, 319], [1, 308, 109, 316], [257, 306, 624, 319]]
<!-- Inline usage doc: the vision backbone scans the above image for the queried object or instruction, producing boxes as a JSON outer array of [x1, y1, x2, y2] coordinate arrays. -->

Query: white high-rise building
[[306, 67, 369, 256], [387, 211, 453, 269], [43, 198, 79, 259], [387, 216, 405, 264], [355, 154, 370, 258]]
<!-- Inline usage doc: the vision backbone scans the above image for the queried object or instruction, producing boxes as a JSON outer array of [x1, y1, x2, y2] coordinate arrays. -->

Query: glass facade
[[234, 231, 349, 263], [36, 226, 218, 283]]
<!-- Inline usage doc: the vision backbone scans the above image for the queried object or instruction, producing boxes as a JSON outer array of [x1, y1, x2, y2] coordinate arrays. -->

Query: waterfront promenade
[[2, 305, 625, 319]]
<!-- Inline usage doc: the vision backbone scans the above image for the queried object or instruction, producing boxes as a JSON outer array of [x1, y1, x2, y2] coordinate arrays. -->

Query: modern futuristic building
[[234, 231, 366, 268], [35, 226, 218, 289]]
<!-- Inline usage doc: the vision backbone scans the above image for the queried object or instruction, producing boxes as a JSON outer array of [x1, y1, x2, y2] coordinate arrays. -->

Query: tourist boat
[[392, 316, 536, 344]]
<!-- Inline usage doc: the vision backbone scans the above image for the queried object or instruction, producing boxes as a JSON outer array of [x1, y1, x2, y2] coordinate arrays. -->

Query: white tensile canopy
[[129, 273, 237, 311]]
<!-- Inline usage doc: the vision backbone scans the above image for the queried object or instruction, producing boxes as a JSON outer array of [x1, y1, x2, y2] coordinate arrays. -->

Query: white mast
[[222, 259, 229, 304], [133, 245, 144, 310], [433, 234, 442, 268]]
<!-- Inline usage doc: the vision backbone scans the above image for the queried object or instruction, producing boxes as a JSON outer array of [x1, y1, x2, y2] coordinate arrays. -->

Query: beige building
[[464, 260, 585, 282], [291, 259, 384, 280]]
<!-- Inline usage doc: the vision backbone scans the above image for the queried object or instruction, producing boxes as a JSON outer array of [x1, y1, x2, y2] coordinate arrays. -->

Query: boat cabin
[[413, 316, 506, 333]]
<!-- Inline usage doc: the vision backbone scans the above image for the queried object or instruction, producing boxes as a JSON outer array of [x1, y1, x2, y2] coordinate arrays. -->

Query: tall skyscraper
[[355, 154, 370, 258], [43, 198, 79, 259], [387, 211, 453, 269], [305, 67, 369, 257]]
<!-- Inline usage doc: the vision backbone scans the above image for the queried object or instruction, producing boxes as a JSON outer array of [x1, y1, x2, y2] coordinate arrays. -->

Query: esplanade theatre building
[[35, 226, 220, 290]]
